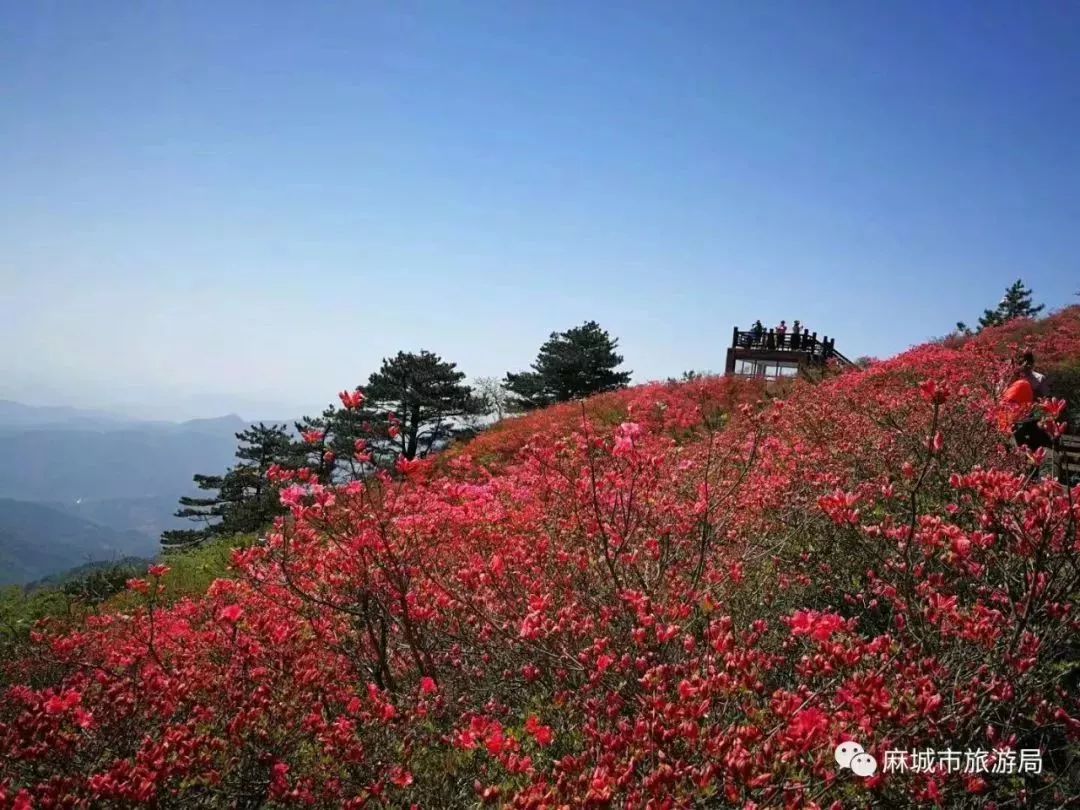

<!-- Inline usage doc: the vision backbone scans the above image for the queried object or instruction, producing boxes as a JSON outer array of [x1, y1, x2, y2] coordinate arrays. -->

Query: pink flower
[[919, 379, 949, 404], [280, 485, 306, 507], [485, 725, 507, 756], [269, 761, 290, 797], [929, 431, 944, 454], [419, 676, 438, 695], [147, 564, 170, 578], [390, 767, 413, 788], [218, 604, 244, 624], [788, 610, 846, 642], [524, 715, 554, 746], [783, 707, 829, 751], [339, 389, 366, 410], [613, 422, 643, 457]]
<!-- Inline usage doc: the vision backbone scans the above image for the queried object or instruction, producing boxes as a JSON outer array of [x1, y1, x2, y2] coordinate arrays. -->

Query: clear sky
[[2, 1, 1078, 420]]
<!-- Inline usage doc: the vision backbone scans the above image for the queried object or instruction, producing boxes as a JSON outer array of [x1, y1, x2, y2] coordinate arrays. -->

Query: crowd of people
[[744, 319, 819, 352]]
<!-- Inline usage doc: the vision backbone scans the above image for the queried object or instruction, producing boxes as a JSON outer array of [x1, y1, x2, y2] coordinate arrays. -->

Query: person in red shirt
[[1004, 353, 1050, 451], [1003, 377, 1034, 406]]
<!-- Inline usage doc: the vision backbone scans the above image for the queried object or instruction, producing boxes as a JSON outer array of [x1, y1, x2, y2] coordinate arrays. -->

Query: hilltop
[[1, 309, 1079, 807]]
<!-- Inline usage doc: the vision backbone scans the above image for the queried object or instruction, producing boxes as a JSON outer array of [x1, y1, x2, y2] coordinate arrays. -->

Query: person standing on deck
[[776, 320, 787, 349], [751, 320, 764, 346]]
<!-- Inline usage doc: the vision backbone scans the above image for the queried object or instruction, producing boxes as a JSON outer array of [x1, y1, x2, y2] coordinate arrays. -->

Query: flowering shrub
[[2, 308, 1080, 808]]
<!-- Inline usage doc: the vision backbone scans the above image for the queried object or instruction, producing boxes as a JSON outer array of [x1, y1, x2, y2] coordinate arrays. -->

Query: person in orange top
[[1003, 376, 1035, 406], [1004, 353, 1050, 451]]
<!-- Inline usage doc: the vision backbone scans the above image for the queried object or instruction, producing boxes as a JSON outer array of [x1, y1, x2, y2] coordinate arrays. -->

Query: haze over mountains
[[0, 401, 275, 585]]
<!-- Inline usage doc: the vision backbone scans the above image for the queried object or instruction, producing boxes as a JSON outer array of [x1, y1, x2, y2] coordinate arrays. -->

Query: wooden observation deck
[[725, 326, 854, 380]]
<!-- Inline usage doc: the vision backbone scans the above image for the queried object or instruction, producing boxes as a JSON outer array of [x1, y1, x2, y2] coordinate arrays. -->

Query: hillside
[[46, 494, 194, 541], [0, 499, 156, 587], [1, 309, 1079, 807]]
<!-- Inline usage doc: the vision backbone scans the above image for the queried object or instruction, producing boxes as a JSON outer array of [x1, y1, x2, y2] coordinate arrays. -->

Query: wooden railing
[[1054, 434, 1080, 484], [730, 327, 853, 367]]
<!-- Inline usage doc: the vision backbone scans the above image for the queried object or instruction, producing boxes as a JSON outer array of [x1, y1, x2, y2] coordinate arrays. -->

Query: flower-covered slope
[[2, 309, 1080, 809]]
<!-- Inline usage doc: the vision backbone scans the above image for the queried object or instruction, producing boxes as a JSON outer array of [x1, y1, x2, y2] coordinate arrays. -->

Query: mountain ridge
[[0, 498, 158, 586]]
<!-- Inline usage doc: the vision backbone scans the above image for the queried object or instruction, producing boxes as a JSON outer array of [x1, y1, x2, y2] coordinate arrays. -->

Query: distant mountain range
[[0, 418, 246, 501], [0, 499, 157, 587], [0, 401, 287, 585], [0, 399, 137, 430]]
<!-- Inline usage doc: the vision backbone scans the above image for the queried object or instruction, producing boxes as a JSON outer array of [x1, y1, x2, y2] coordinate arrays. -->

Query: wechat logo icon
[[835, 741, 878, 777]]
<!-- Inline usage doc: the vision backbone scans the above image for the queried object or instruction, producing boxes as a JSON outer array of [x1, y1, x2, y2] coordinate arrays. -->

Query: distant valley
[[0, 401, 273, 585], [0, 499, 155, 587]]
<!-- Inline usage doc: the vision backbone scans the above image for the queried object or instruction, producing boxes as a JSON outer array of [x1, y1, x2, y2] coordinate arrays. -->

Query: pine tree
[[505, 320, 631, 409], [288, 410, 339, 481], [363, 350, 475, 461], [161, 423, 292, 551], [288, 403, 378, 482], [976, 279, 1045, 330]]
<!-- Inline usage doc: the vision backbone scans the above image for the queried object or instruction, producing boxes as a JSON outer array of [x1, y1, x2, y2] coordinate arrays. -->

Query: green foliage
[[505, 320, 631, 409], [0, 585, 70, 664], [154, 533, 256, 601], [666, 370, 714, 383], [26, 556, 148, 592], [292, 350, 478, 478], [1044, 361, 1080, 425], [966, 278, 1045, 332], [1, 534, 254, 670], [163, 350, 478, 555], [161, 424, 292, 551], [364, 350, 476, 460], [58, 560, 144, 604]]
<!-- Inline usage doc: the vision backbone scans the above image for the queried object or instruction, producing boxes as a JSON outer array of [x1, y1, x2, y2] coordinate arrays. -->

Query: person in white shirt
[[1018, 350, 1049, 399]]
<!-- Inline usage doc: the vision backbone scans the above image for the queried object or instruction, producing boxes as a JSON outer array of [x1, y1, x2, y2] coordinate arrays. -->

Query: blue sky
[[2, 1, 1078, 420]]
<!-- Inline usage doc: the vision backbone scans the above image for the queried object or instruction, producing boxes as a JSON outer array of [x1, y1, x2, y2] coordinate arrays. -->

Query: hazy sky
[[2, 2, 1078, 420]]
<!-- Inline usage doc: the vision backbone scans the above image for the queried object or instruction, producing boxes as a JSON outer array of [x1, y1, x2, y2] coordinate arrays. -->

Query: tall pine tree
[[505, 320, 631, 409], [363, 350, 475, 461], [161, 423, 293, 551], [285, 350, 476, 480], [959, 279, 1045, 333]]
